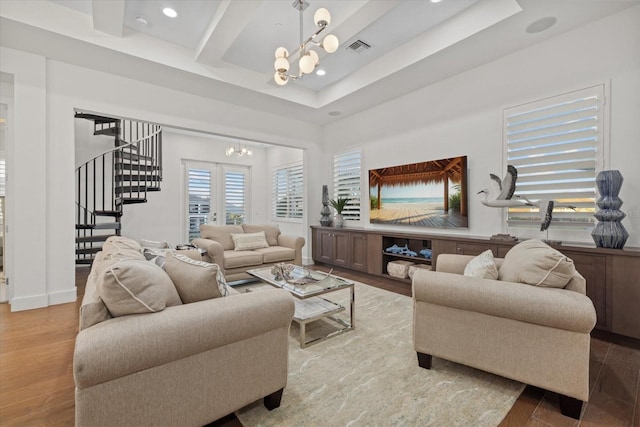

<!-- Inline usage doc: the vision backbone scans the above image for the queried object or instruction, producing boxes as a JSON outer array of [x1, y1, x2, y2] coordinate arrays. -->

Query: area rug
[[236, 282, 524, 426]]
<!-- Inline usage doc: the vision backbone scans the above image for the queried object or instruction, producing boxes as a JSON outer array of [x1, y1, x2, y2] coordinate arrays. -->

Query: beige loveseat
[[74, 236, 295, 427], [192, 224, 305, 282], [413, 242, 597, 419]]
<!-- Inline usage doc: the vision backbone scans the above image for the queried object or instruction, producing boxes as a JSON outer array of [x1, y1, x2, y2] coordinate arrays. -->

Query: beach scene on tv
[[369, 156, 468, 228]]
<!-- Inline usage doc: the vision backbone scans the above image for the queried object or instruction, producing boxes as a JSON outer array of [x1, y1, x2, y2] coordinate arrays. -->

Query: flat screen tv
[[369, 156, 468, 229]]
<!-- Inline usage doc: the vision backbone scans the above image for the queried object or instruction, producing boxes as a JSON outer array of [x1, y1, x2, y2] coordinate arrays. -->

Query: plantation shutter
[[272, 162, 304, 220], [333, 149, 361, 220], [187, 168, 211, 240], [504, 85, 604, 228], [225, 170, 247, 225]]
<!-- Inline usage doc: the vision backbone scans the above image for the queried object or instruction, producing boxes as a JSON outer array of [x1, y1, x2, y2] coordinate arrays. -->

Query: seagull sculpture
[[478, 165, 575, 231]]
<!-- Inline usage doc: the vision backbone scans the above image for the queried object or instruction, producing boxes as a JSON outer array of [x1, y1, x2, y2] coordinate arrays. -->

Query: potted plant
[[329, 196, 350, 228]]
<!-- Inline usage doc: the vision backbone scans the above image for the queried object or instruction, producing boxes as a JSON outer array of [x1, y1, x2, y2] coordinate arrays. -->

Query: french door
[[184, 161, 250, 241]]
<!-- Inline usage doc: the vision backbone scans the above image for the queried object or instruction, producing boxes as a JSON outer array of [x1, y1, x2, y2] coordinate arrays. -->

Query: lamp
[[273, 0, 339, 86], [225, 142, 253, 158]]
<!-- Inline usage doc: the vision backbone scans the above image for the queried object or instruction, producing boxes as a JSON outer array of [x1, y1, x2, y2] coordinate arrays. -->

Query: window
[[224, 169, 247, 225], [503, 85, 605, 229], [187, 168, 212, 240], [333, 149, 362, 220], [272, 162, 303, 220]]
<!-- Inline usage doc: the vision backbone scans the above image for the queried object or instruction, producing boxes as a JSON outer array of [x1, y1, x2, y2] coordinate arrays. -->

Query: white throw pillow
[[231, 231, 270, 251], [463, 250, 499, 279]]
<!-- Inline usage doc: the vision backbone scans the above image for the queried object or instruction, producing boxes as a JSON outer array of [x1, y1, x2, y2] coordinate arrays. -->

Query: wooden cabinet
[[610, 255, 640, 339], [454, 242, 498, 257], [561, 251, 607, 329], [312, 228, 367, 271], [349, 232, 368, 272], [310, 226, 640, 339]]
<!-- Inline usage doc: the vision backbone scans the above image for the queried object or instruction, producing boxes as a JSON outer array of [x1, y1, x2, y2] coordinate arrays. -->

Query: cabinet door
[[349, 232, 368, 272], [610, 255, 640, 339], [333, 232, 350, 267], [317, 230, 334, 263], [563, 251, 607, 329], [456, 242, 498, 257]]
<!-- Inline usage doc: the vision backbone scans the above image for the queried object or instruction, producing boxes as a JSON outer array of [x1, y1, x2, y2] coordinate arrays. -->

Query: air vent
[[347, 39, 372, 54]]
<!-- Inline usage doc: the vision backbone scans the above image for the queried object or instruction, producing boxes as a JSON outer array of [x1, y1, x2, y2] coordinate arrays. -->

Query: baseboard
[[48, 288, 77, 306], [9, 293, 49, 311]]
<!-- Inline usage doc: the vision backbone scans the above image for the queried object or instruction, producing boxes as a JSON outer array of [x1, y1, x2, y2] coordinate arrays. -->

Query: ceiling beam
[[195, 0, 262, 65], [91, 0, 125, 37]]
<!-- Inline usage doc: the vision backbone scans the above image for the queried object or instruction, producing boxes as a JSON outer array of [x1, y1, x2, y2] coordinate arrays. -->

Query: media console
[[311, 225, 640, 340]]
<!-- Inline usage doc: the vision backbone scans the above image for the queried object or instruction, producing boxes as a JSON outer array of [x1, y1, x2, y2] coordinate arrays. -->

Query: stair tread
[[76, 222, 122, 230], [75, 247, 103, 255], [76, 234, 116, 243], [75, 113, 119, 124], [94, 210, 123, 217]]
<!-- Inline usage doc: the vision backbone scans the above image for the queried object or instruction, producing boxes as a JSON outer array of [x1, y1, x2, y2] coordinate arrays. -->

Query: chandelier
[[225, 142, 253, 158], [273, 0, 339, 86]]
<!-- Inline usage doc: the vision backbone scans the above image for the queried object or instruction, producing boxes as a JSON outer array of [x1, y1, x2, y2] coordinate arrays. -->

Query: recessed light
[[526, 16, 557, 34], [316, 69, 326, 76], [328, 111, 341, 116], [430, 0, 442, 3], [135, 16, 149, 26], [162, 7, 178, 18]]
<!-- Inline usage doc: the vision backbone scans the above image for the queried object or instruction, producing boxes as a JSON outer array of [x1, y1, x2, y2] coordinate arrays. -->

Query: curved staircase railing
[[75, 113, 163, 263]]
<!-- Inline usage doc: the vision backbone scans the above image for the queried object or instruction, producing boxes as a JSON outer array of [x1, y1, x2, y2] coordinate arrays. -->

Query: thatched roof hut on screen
[[369, 156, 468, 228]]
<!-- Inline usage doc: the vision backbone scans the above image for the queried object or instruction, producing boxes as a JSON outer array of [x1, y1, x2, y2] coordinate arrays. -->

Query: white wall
[[0, 50, 321, 310], [266, 145, 306, 257], [120, 130, 270, 245], [323, 6, 640, 247]]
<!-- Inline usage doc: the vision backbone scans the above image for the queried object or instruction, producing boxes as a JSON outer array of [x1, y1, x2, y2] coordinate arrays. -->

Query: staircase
[[75, 113, 163, 264]]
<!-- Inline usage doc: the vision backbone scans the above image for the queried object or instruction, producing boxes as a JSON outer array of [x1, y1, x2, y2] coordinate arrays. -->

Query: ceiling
[[1, 0, 638, 125]]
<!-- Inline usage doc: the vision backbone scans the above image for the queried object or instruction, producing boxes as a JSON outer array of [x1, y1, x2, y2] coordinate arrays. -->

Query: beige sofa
[[413, 250, 597, 419], [192, 224, 305, 282], [74, 237, 295, 427]]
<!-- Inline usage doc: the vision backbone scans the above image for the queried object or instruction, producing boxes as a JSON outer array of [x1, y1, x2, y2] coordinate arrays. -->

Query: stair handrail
[[75, 125, 162, 170]]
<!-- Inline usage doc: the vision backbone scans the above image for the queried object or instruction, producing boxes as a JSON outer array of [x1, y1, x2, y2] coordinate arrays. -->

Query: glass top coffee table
[[247, 265, 355, 348]]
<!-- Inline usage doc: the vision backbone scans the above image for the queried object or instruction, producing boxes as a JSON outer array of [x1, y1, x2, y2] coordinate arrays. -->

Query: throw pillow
[[143, 248, 167, 268], [498, 239, 576, 288], [231, 231, 270, 251], [242, 224, 281, 246], [463, 249, 499, 279], [165, 253, 229, 303], [140, 239, 171, 249], [97, 258, 182, 317], [199, 224, 244, 250]]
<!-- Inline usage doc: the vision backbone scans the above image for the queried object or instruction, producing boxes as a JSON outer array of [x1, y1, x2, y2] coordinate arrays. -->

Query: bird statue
[[478, 165, 576, 231], [477, 165, 524, 207]]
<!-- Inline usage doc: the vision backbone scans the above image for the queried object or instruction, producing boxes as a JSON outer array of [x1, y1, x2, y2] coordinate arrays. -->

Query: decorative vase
[[591, 170, 628, 249], [333, 213, 344, 228], [320, 185, 333, 227]]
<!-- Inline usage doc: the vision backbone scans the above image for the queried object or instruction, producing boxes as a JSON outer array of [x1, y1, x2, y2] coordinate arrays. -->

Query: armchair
[[412, 252, 597, 419]]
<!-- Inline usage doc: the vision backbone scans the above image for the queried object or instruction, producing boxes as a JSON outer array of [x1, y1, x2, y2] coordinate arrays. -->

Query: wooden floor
[[370, 208, 468, 228], [0, 265, 638, 426]]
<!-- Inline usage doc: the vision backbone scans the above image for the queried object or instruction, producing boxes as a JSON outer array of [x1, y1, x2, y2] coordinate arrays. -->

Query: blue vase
[[591, 170, 628, 249]]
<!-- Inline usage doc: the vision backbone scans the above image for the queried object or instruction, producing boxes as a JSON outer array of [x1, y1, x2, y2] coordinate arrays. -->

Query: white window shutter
[[504, 85, 605, 228]]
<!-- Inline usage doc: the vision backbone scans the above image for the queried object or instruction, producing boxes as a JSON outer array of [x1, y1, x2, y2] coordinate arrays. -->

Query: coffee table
[[247, 266, 354, 348]]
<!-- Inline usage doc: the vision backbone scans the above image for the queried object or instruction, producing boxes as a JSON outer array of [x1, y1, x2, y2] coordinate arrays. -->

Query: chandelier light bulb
[[314, 8, 331, 27], [299, 53, 316, 74], [274, 57, 290, 73], [308, 49, 319, 67], [274, 47, 289, 59], [322, 34, 339, 53], [274, 71, 288, 86]]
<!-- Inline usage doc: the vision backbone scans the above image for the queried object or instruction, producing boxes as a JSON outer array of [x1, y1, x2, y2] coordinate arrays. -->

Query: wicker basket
[[408, 264, 432, 279], [387, 260, 415, 279]]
